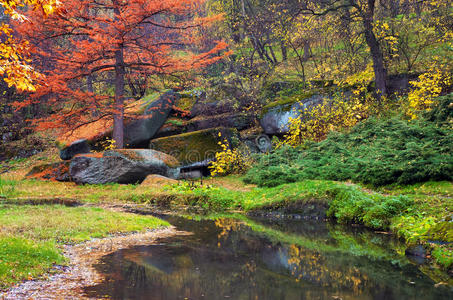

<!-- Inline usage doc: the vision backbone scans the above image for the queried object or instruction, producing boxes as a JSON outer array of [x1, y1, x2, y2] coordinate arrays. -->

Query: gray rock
[[255, 134, 272, 153], [405, 244, 427, 265], [190, 100, 231, 116], [124, 90, 179, 147], [260, 95, 327, 135], [70, 149, 180, 184], [59, 139, 91, 160], [186, 112, 255, 132]]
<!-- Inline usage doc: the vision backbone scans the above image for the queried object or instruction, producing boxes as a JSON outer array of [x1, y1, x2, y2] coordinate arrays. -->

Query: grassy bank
[[1, 169, 452, 272], [155, 178, 453, 271], [0, 204, 169, 289]]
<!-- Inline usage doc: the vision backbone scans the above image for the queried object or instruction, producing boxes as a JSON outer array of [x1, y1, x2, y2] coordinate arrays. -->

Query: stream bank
[[1, 227, 185, 299]]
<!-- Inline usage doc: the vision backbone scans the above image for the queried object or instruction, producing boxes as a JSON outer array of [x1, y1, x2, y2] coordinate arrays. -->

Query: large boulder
[[70, 149, 180, 184], [25, 162, 71, 182], [260, 94, 327, 135], [124, 90, 179, 147], [57, 90, 179, 154], [59, 139, 91, 160], [150, 127, 238, 165], [186, 112, 255, 132], [153, 118, 187, 139]]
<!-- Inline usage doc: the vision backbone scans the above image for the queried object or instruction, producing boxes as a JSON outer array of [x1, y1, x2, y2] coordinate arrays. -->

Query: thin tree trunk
[[87, 74, 93, 93], [112, 1, 125, 148], [113, 46, 125, 149], [280, 40, 287, 61]]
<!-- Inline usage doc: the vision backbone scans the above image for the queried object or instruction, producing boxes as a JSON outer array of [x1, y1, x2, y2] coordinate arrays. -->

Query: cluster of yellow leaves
[[1, 0, 60, 19], [406, 69, 452, 119], [0, 0, 61, 91], [209, 133, 252, 176], [374, 20, 399, 59], [95, 137, 117, 151], [279, 95, 370, 147], [338, 64, 374, 96]]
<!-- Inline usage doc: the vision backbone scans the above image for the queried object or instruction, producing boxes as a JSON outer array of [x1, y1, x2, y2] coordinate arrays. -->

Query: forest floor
[[0, 149, 452, 291]]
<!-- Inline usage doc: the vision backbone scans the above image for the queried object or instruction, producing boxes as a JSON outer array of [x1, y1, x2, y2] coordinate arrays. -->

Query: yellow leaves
[[406, 68, 452, 119], [209, 134, 253, 176], [278, 94, 372, 148], [0, 0, 60, 91]]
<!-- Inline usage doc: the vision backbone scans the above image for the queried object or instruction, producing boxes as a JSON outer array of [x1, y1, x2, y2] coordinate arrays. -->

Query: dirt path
[[1, 227, 190, 299]]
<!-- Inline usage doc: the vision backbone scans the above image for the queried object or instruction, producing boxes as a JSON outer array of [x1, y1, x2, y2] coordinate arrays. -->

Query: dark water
[[84, 215, 452, 300]]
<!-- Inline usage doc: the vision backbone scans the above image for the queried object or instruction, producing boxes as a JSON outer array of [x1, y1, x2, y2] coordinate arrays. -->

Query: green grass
[[0, 178, 17, 199], [0, 205, 169, 289], [0, 237, 63, 289], [0, 178, 163, 203], [0, 205, 169, 243]]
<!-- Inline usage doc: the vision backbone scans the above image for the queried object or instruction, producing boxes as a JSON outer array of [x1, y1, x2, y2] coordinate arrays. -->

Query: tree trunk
[[112, 1, 125, 148], [362, 1, 387, 100], [86, 74, 94, 93], [113, 46, 125, 149], [280, 40, 287, 61]]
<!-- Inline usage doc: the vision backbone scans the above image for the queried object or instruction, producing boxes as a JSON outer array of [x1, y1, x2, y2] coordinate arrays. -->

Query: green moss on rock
[[150, 127, 238, 164]]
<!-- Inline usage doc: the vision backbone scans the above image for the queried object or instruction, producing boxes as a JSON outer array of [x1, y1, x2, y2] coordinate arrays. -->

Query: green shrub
[[326, 185, 412, 229], [244, 108, 453, 187], [423, 93, 453, 124]]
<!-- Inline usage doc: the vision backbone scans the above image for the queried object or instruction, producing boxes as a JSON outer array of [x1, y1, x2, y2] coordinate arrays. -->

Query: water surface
[[84, 215, 452, 300]]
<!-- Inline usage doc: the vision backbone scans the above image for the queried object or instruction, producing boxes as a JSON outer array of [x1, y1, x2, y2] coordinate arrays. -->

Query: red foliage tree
[[14, 0, 229, 148]]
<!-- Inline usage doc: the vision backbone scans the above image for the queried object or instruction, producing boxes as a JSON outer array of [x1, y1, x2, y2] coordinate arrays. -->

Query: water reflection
[[84, 216, 452, 300]]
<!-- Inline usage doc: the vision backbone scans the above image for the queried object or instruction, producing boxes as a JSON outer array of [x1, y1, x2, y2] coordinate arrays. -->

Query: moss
[[431, 246, 453, 269], [260, 86, 342, 117], [261, 90, 316, 116], [108, 149, 180, 167], [150, 127, 238, 164], [175, 97, 197, 111], [427, 221, 453, 243], [165, 118, 185, 127], [111, 149, 146, 162]]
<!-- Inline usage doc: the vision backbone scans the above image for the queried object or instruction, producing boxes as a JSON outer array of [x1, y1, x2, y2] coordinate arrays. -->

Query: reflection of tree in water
[[124, 263, 148, 288], [286, 244, 368, 294], [85, 217, 453, 300]]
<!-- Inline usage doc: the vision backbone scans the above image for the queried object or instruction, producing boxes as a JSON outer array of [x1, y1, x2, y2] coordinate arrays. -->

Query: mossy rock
[[260, 90, 316, 116], [149, 127, 239, 164], [260, 86, 339, 117], [25, 162, 71, 182]]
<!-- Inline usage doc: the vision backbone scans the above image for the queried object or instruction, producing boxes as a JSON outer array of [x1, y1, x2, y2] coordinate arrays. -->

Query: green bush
[[326, 185, 412, 229], [423, 93, 453, 124], [244, 101, 453, 187]]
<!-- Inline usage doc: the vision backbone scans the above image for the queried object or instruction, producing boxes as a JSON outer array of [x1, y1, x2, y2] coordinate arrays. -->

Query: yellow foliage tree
[[0, 0, 60, 91]]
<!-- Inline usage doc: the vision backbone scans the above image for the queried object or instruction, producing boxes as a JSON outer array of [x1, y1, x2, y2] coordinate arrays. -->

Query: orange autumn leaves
[[11, 0, 229, 140]]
